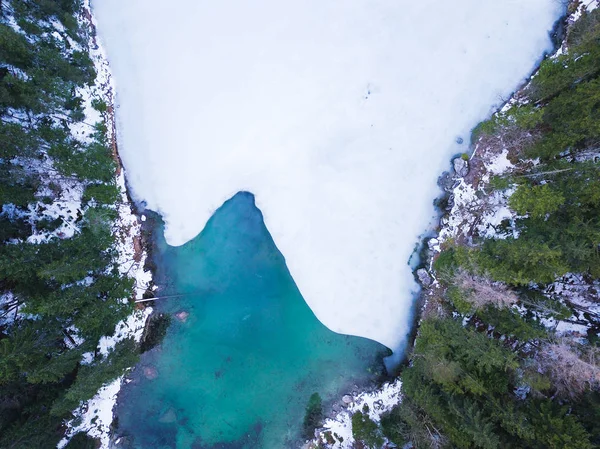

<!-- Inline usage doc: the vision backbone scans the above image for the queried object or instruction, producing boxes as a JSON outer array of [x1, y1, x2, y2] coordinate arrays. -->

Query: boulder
[[453, 157, 469, 177], [437, 171, 454, 191], [342, 394, 353, 404], [175, 310, 190, 322], [416, 268, 433, 287]]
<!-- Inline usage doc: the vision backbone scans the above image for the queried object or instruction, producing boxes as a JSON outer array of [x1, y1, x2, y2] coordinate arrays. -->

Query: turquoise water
[[115, 192, 389, 448]]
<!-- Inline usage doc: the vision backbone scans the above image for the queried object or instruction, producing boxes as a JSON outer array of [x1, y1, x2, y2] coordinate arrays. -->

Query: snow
[[58, 307, 151, 448], [308, 379, 403, 449], [57, 378, 123, 449], [26, 176, 84, 243], [91, 0, 563, 353], [539, 272, 600, 339], [2, 10, 111, 246], [97, 307, 152, 357], [572, 0, 599, 21], [485, 149, 513, 175], [56, 170, 154, 448]]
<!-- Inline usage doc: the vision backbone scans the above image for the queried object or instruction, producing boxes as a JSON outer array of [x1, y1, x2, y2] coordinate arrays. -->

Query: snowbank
[[91, 0, 563, 352]]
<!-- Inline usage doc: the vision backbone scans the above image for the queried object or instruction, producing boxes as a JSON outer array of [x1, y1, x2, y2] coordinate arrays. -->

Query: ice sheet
[[91, 0, 563, 352]]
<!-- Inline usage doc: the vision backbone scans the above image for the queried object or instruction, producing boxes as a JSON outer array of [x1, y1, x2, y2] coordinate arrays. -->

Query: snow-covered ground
[[55, 2, 154, 447], [424, 0, 600, 352], [91, 0, 563, 353], [307, 379, 403, 449]]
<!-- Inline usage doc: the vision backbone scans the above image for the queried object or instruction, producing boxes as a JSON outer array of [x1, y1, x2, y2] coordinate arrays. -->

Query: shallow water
[[115, 193, 388, 449]]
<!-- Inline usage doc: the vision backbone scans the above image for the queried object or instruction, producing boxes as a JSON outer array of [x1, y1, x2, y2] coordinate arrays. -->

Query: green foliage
[[471, 117, 499, 143], [528, 78, 600, 160], [527, 49, 600, 104], [52, 339, 140, 416], [82, 182, 121, 205], [478, 306, 545, 341], [509, 104, 544, 129], [0, 320, 77, 385], [474, 238, 569, 285], [351, 411, 383, 448], [482, 161, 600, 282], [50, 139, 116, 182], [380, 400, 438, 448], [0, 408, 65, 449], [323, 431, 335, 445], [416, 319, 518, 395], [487, 174, 511, 192], [400, 318, 594, 449], [0, 2, 140, 445], [64, 432, 100, 449], [571, 391, 600, 446], [568, 8, 600, 48], [529, 400, 593, 449], [471, 104, 543, 145], [303, 392, 323, 438], [509, 183, 565, 219], [380, 407, 410, 447], [433, 247, 468, 277], [447, 285, 474, 315], [92, 97, 108, 113]]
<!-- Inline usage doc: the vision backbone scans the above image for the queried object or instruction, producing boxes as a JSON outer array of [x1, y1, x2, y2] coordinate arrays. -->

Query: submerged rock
[[159, 407, 178, 424], [140, 313, 172, 353], [416, 268, 433, 287], [175, 310, 189, 322], [342, 394, 353, 404], [453, 157, 469, 177], [143, 366, 158, 379], [437, 171, 454, 192]]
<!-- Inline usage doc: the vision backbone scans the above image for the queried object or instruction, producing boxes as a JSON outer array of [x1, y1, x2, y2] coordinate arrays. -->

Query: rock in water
[[143, 366, 158, 379], [158, 407, 177, 424], [453, 157, 469, 177], [342, 394, 353, 404], [175, 310, 189, 322], [416, 268, 433, 287]]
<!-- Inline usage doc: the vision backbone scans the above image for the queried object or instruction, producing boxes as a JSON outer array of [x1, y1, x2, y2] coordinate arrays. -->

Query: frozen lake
[[92, 0, 563, 353]]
